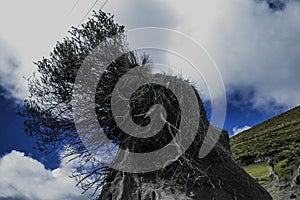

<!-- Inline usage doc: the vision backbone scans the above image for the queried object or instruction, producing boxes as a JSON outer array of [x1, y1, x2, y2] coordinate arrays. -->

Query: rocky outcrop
[[98, 101, 272, 199], [290, 166, 300, 199], [261, 165, 300, 200], [98, 129, 272, 200], [93, 68, 272, 199]]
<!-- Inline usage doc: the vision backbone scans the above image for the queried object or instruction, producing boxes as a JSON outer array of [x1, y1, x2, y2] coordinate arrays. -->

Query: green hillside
[[231, 105, 300, 180]]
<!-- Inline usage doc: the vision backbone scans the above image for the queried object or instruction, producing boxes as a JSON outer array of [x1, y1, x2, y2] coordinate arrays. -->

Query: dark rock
[[98, 94, 272, 199], [98, 133, 273, 199]]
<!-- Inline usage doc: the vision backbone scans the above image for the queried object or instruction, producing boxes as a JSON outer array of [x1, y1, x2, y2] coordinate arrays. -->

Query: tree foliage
[[20, 10, 134, 195], [20, 10, 208, 198]]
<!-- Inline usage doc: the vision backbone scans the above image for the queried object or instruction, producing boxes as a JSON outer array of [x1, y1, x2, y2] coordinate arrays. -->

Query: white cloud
[[0, 0, 109, 100], [0, 41, 23, 100], [0, 0, 176, 101], [0, 150, 90, 200], [106, 0, 300, 110], [1, 0, 300, 111], [232, 125, 252, 136], [104, 0, 177, 29], [204, 0, 300, 110]]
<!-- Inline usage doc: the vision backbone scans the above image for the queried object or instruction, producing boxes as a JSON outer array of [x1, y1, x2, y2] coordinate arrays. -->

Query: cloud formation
[[232, 125, 252, 136], [0, 150, 89, 200], [106, 0, 300, 111], [0, 41, 23, 100], [205, 0, 300, 110], [1, 0, 300, 111], [0, 0, 111, 101]]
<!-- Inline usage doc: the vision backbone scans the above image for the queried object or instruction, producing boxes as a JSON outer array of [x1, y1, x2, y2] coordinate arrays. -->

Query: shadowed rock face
[[95, 67, 271, 199], [98, 133, 272, 200], [98, 100, 272, 199]]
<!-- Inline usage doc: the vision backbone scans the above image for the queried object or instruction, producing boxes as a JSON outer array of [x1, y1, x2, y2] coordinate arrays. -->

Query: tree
[[20, 10, 140, 196], [20, 10, 208, 198]]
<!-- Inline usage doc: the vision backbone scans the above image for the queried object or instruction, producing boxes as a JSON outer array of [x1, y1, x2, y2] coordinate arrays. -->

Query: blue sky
[[0, 0, 300, 199]]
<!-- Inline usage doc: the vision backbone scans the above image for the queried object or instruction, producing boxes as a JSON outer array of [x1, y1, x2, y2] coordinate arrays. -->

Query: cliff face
[[98, 105, 272, 200]]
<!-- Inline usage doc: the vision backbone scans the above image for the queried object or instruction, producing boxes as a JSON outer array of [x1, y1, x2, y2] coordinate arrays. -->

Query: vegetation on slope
[[231, 105, 300, 179], [242, 162, 270, 184]]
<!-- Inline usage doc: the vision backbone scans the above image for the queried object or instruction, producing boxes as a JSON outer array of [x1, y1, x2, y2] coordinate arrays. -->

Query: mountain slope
[[231, 105, 300, 199], [231, 105, 300, 179]]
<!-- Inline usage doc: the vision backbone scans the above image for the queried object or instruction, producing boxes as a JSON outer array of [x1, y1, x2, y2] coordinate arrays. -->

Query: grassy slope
[[231, 105, 300, 179], [242, 162, 270, 184]]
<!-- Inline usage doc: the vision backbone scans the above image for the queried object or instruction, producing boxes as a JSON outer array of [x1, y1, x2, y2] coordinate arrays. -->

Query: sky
[[0, 0, 300, 199]]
